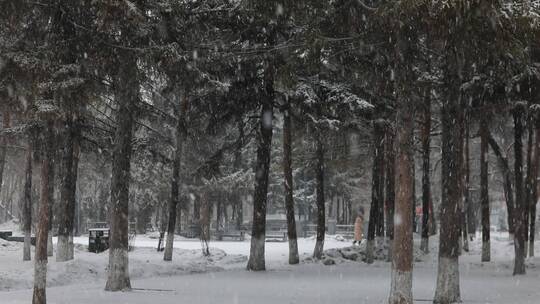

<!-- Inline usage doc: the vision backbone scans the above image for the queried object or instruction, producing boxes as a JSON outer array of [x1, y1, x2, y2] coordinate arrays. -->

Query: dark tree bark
[[434, 95, 461, 303], [487, 133, 515, 236], [465, 119, 474, 240], [313, 129, 326, 260], [459, 109, 469, 253], [524, 116, 534, 256], [246, 84, 274, 271], [420, 92, 431, 254], [57, 117, 80, 262], [105, 53, 139, 291], [234, 119, 244, 230], [530, 120, 540, 257], [33, 121, 54, 304], [23, 138, 33, 262], [480, 118, 490, 262], [513, 104, 526, 275], [376, 124, 386, 242], [0, 111, 10, 200], [200, 191, 210, 256], [69, 137, 80, 248], [164, 93, 189, 261], [388, 96, 415, 304], [283, 106, 299, 264], [366, 120, 385, 264], [385, 123, 396, 260], [216, 200, 223, 231], [47, 140, 55, 258], [525, 114, 536, 255]]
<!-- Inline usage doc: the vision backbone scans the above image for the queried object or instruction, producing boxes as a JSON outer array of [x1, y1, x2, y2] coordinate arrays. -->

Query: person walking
[[353, 210, 364, 245]]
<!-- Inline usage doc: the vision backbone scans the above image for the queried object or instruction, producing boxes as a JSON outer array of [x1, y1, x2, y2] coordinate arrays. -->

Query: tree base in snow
[[365, 240, 375, 264], [386, 238, 393, 262], [105, 249, 131, 291], [288, 238, 299, 265], [68, 235, 74, 260], [247, 236, 265, 271], [32, 260, 47, 304], [481, 241, 490, 262], [513, 255, 526, 275], [420, 237, 429, 254], [47, 234, 53, 257], [434, 257, 460, 304], [163, 232, 174, 261], [389, 269, 412, 304], [313, 240, 324, 260], [56, 235, 71, 262], [23, 234, 31, 261]]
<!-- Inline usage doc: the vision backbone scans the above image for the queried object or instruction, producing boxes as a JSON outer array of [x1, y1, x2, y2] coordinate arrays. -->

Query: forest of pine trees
[[1, 1, 540, 304]]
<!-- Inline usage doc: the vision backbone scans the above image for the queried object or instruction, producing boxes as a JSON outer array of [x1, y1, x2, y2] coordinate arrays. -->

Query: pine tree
[[105, 51, 139, 291], [367, 119, 385, 264], [420, 92, 431, 254], [282, 102, 299, 264], [164, 92, 189, 261], [480, 117, 490, 262], [513, 103, 527, 275], [33, 117, 55, 304]]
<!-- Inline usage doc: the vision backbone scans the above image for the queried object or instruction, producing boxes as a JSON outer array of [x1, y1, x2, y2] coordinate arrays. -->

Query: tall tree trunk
[[216, 200, 223, 231], [433, 95, 461, 303], [525, 116, 534, 256], [420, 92, 431, 254], [465, 119, 474, 241], [246, 88, 274, 271], [46, 143, 55, 258], [164, 93, 189, 261], [480, 118, 490, 262], [283, 106, 299, 264], [376, 122, 386, 244], [366, 120, 385, 264], [530, 120, 540, 257], [234, 119, 244, 230], [313, 130, 326, 260], [459, 110, 469, 253], [57, 117, 80, 262], [525, 113, 536, 255], [487, 133, 515, 236], [385, 123, 396, 261], [23, 138, 33, 262], [0, 111, 10, 201], [105, 53, 138, 291], [388, 96, 414, 304], [68, 136, 80, 257], [33, 121, 54, 304], [513, 103, 526, 275], [199, 192, 210, 256]]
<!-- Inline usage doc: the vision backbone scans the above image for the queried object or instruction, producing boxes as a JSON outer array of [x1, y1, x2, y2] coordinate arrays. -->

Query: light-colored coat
[[354, 216, 364, 241]]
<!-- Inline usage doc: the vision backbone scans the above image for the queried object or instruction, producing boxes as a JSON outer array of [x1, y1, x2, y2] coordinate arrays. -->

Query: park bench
[[180, 224, 201, 238], [265, 230, 288, 242], [335, 224, 354, 239], [0, 230, 12, 240], [1, 233, 36, 245], [216, 230, 245, 241], [303, 224, 318, 238]]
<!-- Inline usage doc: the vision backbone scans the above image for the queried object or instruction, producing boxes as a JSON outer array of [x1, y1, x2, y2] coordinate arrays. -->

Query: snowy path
[[2, 232, 540, 303], [3, 261, 540, 304]]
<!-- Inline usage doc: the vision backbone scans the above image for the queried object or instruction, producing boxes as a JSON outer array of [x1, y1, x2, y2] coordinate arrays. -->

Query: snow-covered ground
[[1, 228, 540, 303]]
